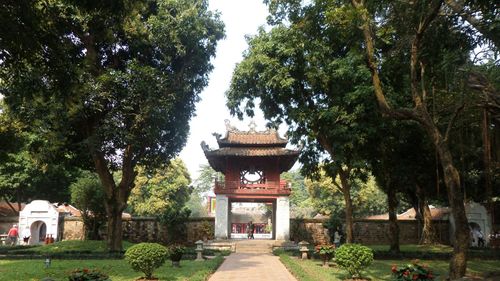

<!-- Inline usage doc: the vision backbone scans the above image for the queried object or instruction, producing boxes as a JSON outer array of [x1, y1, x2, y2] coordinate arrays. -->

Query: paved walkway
[[208, 253, 297, 281]]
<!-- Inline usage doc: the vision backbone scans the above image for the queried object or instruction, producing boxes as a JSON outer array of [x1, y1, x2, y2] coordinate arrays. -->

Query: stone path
[[208, 253, 297, 281]]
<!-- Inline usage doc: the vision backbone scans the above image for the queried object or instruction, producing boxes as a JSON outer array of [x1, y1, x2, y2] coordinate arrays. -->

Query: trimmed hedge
[[335, 243, 374, 278], [124, 243, 168, 279]]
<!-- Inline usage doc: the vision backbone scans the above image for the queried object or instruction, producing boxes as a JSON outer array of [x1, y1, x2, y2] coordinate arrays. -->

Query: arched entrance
[[18, 200, 60, 244], [30, 221, 47, 244], [229, 199, 275, 239]]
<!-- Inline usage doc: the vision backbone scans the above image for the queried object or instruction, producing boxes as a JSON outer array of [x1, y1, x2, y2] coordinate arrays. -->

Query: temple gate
[[201, 121, 299, 240]]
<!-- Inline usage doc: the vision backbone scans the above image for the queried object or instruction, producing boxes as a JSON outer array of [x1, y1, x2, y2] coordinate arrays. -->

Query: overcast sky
[[179, 0, 287, 179]]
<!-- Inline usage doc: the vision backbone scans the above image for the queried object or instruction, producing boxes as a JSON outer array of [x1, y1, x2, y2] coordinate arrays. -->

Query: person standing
[[7, 224, 18, 246], [477, 229, 485, 247], [247, 221, 255, 239], [333, 227, 342, 249]]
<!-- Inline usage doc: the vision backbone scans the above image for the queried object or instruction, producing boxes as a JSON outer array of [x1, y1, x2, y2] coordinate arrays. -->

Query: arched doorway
[[229, 200, 274, 239], [30, 221, 47, 244]]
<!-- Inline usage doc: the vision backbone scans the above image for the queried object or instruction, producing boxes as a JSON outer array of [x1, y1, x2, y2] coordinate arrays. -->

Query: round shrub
[[335, 243, 374, 278], [124, 243, 169, 279]]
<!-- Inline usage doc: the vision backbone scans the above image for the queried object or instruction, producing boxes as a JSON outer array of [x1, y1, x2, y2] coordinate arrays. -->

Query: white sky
[[179, 0, 288, 178]]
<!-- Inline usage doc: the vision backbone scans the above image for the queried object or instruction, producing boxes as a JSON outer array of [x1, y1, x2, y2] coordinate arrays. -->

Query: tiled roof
[[56, 204, 82, 217], [217, 130, 288, 147], [204, 147, 299, 157], [0, 202, 25, 216]]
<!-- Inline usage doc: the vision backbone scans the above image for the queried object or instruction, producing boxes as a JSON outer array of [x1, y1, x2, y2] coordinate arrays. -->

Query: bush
[[68, 268, 110, 281], [70, 171, 107, 240], [392, 260, 436, 281], [314, 244, 336, 256], [124, 243, 168, 279], [168, 244, 185, 261], [335, 243, 374, 279]]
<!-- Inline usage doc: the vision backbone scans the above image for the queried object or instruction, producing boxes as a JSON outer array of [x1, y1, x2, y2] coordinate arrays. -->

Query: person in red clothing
[[7, 224, 18, 246]]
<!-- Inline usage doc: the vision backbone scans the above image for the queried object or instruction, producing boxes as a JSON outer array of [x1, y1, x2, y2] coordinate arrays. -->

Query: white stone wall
[[275, 196, 290, 240], [18, 200, 60, 244], [214, 195, 229, 239]]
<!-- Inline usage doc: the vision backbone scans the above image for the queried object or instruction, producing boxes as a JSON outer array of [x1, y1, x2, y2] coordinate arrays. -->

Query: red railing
[[214, 180, 291, 195]]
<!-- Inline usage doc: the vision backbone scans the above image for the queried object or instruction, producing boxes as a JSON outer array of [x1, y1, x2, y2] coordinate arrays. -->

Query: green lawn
[[367, 244, 453, 253], [279, 255, 500, 281], [0, 240, 135, 254], [0, 257, 224, 281]]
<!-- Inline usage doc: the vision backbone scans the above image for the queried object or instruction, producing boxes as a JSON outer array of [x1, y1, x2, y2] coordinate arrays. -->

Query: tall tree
[[227, 1, 381, 242], [347, 0, 486, 277], [0, 0, 224, 251]]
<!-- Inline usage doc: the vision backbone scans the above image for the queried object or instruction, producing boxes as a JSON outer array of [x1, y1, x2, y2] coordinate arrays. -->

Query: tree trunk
[[91, 148, 133, 252], [339, 170, 354, 243], [351, 1, 469, 277], [105, 201, 124, 252], [416, 184, 436, 244], [435, 138, 469, 279], [387, 186, 400, 253], [3, 198, 18, 215], [420, 201, 436, 245], [482, 109, 492, 211]]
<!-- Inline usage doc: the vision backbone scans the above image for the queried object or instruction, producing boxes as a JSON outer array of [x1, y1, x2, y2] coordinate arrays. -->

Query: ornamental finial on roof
[[248, 120, 257, 133], [224, 119, 237, 132]]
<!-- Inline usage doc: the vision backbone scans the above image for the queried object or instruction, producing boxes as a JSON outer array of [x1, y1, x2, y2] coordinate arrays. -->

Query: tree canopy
[[128, 158, 192, 218], [0, 0, 224, 251], [229, 0, 497, 277], [0, 101, 76, 206]]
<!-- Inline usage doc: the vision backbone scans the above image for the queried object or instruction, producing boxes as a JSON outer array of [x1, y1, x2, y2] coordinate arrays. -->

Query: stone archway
[[18, 200, 60, 244], [29, 221, 46, 244], [229, 200, 275, 239]]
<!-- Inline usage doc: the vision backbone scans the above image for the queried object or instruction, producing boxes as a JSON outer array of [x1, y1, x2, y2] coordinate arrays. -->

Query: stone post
[[215, 195, 229, 239], [298, 241, 310, 260], [195, 240, 204, 261], [275, 196, 290, 240]]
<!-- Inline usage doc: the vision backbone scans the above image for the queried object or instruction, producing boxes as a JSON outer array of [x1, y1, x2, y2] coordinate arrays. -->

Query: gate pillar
[[215, 194, 229, 239], [275, 196, 290, 240]]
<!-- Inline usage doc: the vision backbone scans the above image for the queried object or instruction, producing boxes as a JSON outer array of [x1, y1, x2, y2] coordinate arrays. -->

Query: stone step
[[235, 244, 272, 253]]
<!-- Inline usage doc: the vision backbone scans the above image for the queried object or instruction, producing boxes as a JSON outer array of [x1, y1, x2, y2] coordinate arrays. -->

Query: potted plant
[[168, 244, 185, 267], [315, 244, 336, 267]]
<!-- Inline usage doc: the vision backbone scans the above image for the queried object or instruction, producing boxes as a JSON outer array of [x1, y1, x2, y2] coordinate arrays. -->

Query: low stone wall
[[352, 219, 450, 245], [60, 217, 85, 240], [59, 216, 216, 244], [6, 215, 448, 246], [289, 218, 450, 245], [290, 218, 330, 244], [186, 217, 215, 243]]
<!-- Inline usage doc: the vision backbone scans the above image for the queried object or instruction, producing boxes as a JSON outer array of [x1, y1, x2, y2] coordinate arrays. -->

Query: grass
[[367, 244, 453, 253], [0, 240, 135, 255], [279, 254, 500, 281], [0, 256, 224, 281]]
